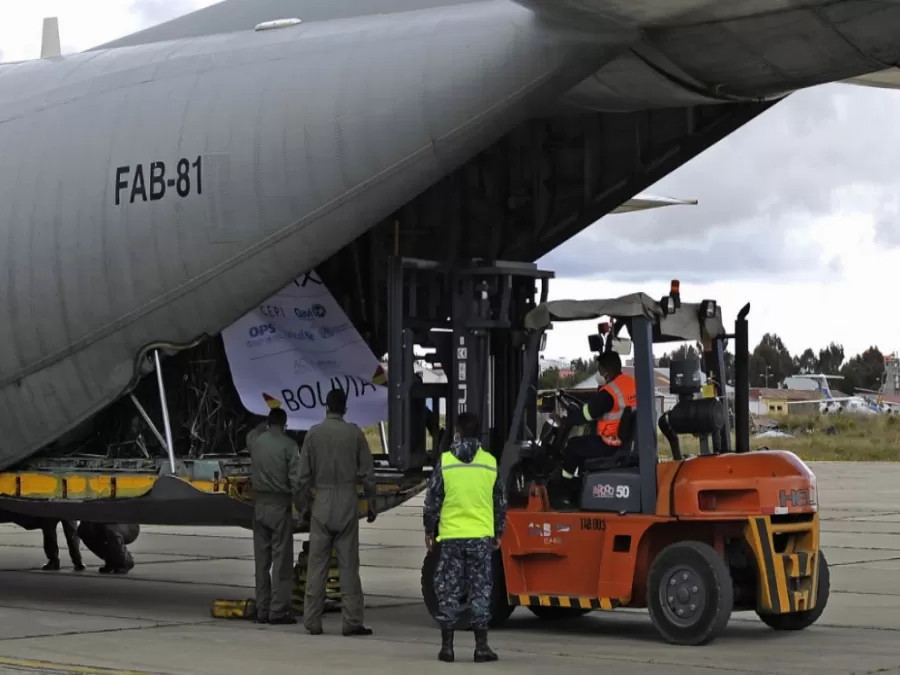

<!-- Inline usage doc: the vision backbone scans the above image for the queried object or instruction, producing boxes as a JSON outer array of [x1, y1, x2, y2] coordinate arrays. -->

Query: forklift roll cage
[[517, 292, 749, 514]]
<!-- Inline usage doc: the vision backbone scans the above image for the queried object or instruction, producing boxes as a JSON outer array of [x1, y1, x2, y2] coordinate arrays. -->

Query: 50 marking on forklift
[[508, 594, 626, 611]]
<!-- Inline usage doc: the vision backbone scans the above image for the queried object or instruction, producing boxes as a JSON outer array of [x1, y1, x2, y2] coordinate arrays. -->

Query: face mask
[[453, 432, 461, 443]]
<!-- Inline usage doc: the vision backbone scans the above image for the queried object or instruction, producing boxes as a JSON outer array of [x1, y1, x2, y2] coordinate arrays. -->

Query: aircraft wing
[[92, 0, 900, 112], [784, 397, 854, 404], [611, 194, 697, 214], [92, 0, 488, 50]]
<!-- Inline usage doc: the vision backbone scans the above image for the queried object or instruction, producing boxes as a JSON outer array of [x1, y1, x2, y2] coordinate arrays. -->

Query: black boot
[[438, 629, 454, 662], [473, 629, 498, 663]]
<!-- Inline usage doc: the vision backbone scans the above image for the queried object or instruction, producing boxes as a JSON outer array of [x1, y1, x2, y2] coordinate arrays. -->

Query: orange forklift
[[421, 282, 828, 646]]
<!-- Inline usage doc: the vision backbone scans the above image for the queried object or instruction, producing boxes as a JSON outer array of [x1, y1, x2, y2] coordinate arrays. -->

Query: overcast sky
[[2, 1, 898, 367], [540, 81, 900, 364]]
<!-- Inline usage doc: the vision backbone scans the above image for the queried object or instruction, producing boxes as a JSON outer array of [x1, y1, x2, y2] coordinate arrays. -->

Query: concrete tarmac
[[0, 461, 897, 674]]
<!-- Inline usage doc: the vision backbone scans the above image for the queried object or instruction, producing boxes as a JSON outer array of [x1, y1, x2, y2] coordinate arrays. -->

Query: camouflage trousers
[[434, 537, 494, 630]]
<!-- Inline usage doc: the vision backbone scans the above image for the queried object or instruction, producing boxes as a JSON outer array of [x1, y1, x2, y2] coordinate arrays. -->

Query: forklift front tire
[[756, 550, 830, 631], [646, 540, 734, 646], [421, 544, 514, 630]]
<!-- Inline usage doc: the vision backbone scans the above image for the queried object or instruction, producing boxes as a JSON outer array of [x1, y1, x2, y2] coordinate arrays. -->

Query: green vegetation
[[364, 413, 900, 462], [672, 413, 900, 462]]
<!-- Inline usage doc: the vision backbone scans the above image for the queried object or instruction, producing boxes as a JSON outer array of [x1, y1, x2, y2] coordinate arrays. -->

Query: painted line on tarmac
[[0, 655, 165, 674], [0, 619, 206, 644], [0, 598, 210, 626], [829, 555, 900, 566]]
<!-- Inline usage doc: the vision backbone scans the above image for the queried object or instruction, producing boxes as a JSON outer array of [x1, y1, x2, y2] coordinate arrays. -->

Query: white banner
[[222, 270, 388, 430]]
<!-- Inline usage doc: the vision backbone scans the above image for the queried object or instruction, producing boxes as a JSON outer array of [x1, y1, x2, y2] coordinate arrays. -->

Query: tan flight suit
[[298, 412, 376, 633], [248, 421, 303, 620]]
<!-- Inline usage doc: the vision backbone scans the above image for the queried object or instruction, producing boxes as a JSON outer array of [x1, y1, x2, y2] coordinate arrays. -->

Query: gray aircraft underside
[[0, 0, 898, 472]]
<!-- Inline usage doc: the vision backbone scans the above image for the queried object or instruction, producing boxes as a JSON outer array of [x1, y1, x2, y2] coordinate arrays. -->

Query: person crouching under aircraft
[[77, 522, 139, 574]]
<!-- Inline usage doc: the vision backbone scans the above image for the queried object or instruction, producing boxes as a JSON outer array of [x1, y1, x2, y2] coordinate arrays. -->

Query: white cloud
[[0, 1, 215, 63], [539, 203, 900, 363], [538, 81, 900, 367]]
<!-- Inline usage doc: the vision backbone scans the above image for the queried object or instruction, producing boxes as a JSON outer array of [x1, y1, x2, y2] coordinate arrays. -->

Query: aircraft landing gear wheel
[[527, 606, 591, 620], [757, 550, 830, 631], [647, 541, 734, 646], [421, 544, 514, 631]]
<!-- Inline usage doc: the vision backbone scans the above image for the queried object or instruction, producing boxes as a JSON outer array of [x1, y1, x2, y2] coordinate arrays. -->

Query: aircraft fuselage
[[1, 0, 900, 489]]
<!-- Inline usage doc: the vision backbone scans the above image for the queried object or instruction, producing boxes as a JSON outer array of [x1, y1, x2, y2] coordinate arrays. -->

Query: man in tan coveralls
[[298, 388, 377, 636], [248, 407, 303, 625]]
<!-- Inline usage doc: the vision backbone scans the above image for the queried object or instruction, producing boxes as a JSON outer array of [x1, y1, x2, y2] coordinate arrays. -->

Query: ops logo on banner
[[249, 323, 276, 338]]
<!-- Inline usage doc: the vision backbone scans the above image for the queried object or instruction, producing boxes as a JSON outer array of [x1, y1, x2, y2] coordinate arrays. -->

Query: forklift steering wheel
[[557, 391, 582, 415], [557, 389, 578, 406]]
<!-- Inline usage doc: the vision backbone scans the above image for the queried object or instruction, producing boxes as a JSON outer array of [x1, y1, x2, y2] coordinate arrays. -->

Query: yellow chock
[[211, 598, 257, 620]]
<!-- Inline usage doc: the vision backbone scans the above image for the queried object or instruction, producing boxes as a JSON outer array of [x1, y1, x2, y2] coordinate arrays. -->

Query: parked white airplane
[[783, 374, 883, 415]]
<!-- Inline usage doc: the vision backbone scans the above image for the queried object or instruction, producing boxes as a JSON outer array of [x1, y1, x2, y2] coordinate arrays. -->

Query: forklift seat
[[581, 405, 638, 473]]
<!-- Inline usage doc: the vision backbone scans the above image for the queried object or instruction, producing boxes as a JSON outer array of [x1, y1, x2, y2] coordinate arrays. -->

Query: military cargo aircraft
[[1, 0, 899, 528]]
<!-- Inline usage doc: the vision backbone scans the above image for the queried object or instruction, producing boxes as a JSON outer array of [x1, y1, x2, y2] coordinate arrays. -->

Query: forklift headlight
[[700, 300, 717, 318]]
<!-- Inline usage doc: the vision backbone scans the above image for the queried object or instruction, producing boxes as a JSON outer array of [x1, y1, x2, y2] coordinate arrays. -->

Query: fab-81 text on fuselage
[[114, 157, 203, 206]]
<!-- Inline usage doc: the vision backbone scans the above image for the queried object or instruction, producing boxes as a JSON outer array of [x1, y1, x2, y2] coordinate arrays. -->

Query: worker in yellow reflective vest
[[423, 412, 506, 663]]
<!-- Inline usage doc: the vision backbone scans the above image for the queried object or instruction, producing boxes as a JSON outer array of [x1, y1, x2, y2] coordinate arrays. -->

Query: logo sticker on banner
[[222, 270, 388, 430]]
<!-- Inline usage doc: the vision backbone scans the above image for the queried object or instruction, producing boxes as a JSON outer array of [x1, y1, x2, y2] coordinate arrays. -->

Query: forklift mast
[[386, 257, 554, 472]]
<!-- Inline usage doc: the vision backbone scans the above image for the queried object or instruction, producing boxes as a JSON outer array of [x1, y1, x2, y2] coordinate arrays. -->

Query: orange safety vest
[[596, 374, 637, 446]]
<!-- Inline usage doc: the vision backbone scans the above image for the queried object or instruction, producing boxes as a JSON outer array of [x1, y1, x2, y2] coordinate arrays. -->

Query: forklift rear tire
[[756, 550, 830, 631], [421, 544, 514, 630], [647, 540, 734, 646], [527, 606, 591, 620]]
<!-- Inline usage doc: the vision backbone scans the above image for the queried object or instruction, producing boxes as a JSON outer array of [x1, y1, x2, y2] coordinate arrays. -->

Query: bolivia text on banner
[[222, 271, 388, 430]]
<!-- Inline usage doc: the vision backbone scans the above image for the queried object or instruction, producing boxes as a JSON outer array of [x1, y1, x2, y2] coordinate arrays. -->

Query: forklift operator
[[561, 351, 637, 479]]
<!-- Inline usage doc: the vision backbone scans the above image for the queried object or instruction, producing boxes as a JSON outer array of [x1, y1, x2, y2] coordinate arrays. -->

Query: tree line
[[538, 358, 597, 390], [743, 334, 886, 394], [540, 335, 888, 394]]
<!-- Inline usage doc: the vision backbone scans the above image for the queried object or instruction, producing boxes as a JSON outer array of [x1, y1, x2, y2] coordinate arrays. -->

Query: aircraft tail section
[[816, 379, 833, 401]]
